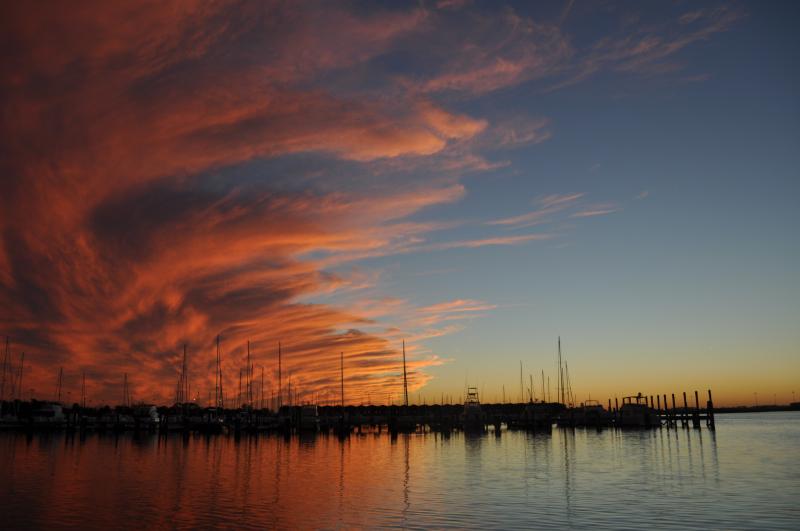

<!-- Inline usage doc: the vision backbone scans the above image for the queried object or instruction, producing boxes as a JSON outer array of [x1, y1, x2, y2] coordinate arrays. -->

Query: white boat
[[31, 403, 66, 428]]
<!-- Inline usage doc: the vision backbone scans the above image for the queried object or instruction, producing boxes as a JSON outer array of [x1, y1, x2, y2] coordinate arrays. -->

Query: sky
[[1, 0, 797, 407]]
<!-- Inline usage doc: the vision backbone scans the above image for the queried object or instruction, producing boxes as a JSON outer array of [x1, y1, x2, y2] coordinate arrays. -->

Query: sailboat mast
[[17, 352, 24, 401], [541, 370, 546, 403], [402, 340, 409, 407], [278, 342, 282, 409], [56, 367, 63, 402], [558, 336, 564, 404], [340, 351, 345, 408], [0, 337, 8, 401], [529, 374, 534, 402]]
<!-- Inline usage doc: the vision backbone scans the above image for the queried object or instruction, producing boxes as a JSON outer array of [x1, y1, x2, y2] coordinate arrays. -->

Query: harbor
[[0, 388, 720, 435]]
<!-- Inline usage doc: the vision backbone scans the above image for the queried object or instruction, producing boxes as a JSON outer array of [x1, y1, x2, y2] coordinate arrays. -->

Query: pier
[[0, 387, 719, 435]]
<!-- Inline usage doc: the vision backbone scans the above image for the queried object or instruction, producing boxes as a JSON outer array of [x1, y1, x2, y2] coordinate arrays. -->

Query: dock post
[[615, 397, 619, 427], [663, 394, 669, 427], [692, 390, 700, 429], [682, 392, 689, 427], [671, 394, 677, 426], [707, 389, 715, 430]]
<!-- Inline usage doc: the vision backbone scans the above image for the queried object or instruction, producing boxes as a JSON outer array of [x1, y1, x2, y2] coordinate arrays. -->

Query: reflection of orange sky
[[5, 433, 428, 528]]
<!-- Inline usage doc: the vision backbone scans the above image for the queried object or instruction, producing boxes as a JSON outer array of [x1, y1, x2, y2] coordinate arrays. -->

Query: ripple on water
[[0, 412, 798, 529]]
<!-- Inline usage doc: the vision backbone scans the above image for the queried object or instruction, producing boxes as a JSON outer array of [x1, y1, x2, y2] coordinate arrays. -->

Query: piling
[[692, 390, 701, 429], [682, 392, 689, 427], [706, 389, 716, 430]]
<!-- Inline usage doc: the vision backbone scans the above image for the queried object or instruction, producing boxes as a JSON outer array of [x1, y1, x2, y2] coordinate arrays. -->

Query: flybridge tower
[[402, 340, 409, 407]]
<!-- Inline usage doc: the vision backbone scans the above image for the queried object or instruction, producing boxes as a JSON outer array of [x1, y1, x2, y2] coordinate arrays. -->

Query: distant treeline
[[715, 404, 799, 414]]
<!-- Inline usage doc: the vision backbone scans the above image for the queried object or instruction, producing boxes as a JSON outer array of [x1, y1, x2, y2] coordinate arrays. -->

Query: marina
[[1, 412, 797, 530]]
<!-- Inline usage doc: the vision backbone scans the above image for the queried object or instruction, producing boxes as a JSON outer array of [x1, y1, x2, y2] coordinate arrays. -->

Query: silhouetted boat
[[31, 402, 66, 428], [619, 394, 660, 428], [132, 404, 160, 430], [299, 404, 320, 432], [461, 387, 486, 433]]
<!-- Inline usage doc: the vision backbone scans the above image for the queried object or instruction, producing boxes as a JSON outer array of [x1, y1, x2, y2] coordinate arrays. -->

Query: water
[[1, 412, 798, 529]]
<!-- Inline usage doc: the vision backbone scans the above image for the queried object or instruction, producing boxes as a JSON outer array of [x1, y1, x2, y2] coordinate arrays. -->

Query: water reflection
[[0, 414, 798, 529]]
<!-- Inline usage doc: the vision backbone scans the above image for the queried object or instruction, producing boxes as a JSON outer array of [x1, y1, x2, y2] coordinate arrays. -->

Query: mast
[[529, 374, 534, 402], [0, 337, 8, 401], [519, 361, 523, 403], [260, 366, 264, 409], [17, 352, 24, 401], [238, 368, 242, 409], [558, 336, 564, 404], [278, 342, 282, 409], [56, 367, 63, 403], [565, 361, 573, 407], [178, 344, 188, 404], [81, 372, 86, 408], [340, 351, 344, 408], [247, 340, 251, 406], [215, 335, 223, 410], [541, 370, 546, 403], [402, 340, 409, 407]]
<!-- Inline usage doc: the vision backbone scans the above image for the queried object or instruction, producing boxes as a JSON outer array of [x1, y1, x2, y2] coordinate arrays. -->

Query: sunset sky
[[1, 1, 797, 407]]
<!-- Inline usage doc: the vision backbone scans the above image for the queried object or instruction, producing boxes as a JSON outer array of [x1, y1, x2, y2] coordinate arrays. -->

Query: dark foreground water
[[1, 412, 798, 530]]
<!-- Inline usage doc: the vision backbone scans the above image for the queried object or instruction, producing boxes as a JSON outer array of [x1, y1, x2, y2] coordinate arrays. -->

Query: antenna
[[402, 340, 409, 407]]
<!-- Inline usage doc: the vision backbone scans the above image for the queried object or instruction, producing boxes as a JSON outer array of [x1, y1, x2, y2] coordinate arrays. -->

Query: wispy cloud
[[570, 204, 620, 218]]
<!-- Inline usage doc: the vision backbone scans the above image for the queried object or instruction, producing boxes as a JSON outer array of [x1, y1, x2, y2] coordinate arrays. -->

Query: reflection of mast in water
[[562, 429, 575, 523], [403, 434, 410, 526], [338, 438, 345, 525]]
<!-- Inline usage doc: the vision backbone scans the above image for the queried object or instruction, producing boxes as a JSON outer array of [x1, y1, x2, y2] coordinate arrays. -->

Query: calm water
[[1, 412, 798, 529]]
